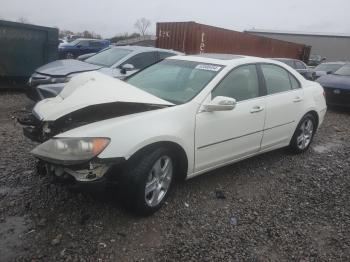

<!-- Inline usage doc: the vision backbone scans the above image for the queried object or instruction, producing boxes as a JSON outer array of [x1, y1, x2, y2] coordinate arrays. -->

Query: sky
[[1, 0, 350, 38]]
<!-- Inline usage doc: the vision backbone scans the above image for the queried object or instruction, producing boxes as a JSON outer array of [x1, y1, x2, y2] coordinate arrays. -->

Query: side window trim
[[210, 63, 264, 102]]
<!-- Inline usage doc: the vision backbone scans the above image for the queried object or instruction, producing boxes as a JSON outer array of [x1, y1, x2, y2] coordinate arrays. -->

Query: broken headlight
[[31, 137, 110, 165]]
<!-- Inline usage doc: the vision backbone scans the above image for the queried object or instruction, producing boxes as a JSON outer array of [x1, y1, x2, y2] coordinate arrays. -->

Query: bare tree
[[134, 18, 151, 36], [17, 17, 29, 24]]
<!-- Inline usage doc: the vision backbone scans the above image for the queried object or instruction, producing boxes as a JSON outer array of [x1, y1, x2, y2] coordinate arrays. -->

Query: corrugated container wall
[[0, 20, 59, 79], [156, 22, 310, 62]]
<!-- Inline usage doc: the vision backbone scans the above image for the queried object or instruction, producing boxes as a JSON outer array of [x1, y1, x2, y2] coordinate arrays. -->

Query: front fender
[[54, 103, 198, 174]]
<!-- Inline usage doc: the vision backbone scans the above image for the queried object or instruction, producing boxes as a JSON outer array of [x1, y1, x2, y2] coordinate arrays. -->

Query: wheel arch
[[306, 110, 319, 129], [127, 141, 189, 181]]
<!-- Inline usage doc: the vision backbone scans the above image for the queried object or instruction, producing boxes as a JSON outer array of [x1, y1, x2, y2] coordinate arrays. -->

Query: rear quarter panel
[[303, 80, 327, 127]]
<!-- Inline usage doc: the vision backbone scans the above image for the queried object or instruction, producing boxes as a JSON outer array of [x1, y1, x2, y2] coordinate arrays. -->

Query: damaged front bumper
[[37, 157, 126, 189]]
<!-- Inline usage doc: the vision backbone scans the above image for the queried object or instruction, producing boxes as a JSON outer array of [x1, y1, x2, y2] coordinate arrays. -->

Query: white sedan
[[29, 54, 327, 215]]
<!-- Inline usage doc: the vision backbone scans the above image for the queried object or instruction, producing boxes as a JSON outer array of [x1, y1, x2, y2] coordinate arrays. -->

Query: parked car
[[58, 38, 110, 59], [22, 54, 327, 215], [27, 46, 182, 101], [273, 58, 315, 80], [316, 63, 350, 107], [312, 62, 347, 79], [77, 52, 96, 61], [308, 54, 326, 67]]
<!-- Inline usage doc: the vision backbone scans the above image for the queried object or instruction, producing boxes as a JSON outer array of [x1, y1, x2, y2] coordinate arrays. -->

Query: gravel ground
[[0, 91, 349, 262]]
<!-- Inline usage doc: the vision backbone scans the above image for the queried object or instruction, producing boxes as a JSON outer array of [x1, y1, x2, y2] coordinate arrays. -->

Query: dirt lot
[[0, 90, 349, 262]]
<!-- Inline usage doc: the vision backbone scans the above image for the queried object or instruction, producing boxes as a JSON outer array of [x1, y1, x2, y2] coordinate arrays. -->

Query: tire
[[120, 147, 175, 216], [289, 113, 316, 154], [66, 52, 74, 59]]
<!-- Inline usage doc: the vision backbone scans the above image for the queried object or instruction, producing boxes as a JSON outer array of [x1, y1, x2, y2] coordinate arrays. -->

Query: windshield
[[85, 48, 132, 67], [314, 63, 343, 72], [127, 59, 223, 104], [334, 65, 350, 76]]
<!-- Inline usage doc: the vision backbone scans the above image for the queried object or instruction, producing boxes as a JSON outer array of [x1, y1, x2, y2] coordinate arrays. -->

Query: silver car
[[27, 46, 182, 101]]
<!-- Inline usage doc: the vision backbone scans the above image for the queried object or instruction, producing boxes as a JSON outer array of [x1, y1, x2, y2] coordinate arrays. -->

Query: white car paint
[[33, 55, 327, 179]]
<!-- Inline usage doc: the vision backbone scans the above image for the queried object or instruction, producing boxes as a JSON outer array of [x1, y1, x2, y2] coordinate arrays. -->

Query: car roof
[[273, 58, 302, 62], [168, 53, 280, 66], [110, 45, 183, 54]]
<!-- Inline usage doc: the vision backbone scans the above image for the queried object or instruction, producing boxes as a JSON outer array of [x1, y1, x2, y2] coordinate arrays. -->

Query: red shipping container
[[156, 22, 310, 62]]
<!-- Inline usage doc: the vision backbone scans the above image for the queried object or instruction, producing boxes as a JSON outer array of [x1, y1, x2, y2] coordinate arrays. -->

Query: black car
[[273, 58, 315, 80], [312, 62, 347, 80], [316, 64, 350, 108]]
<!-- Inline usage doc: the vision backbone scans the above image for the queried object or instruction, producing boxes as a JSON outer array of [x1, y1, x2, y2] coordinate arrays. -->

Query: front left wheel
[[120, 147, 175, 216]]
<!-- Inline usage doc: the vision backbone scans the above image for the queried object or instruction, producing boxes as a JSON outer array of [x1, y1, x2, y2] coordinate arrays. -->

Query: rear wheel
[[121, 147, 175, 216], [289, 113, 316, 153]]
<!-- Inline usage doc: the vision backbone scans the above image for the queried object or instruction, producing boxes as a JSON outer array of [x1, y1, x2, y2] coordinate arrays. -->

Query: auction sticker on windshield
[[195, 64, 222, 71]]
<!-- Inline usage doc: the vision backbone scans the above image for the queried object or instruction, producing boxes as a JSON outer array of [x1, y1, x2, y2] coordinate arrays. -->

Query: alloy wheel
[[296, 118, 314, 150], [145, 155, 173, 207]]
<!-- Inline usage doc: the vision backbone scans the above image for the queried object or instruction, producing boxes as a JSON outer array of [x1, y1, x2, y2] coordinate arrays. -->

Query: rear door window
[[261, 64, 292, 95]]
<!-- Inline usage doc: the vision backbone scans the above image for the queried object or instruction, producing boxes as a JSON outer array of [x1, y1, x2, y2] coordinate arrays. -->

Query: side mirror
[[326, 70, 333, 74], [120, 64, 135, 74], [203, 96, 236, 112], [76, 45, 82, 48]]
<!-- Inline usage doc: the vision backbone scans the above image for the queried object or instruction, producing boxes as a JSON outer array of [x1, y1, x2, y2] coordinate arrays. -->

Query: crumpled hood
[[33, 71, 174, 121], [317, 74, 350, 90], [36, 59, 103, 77]]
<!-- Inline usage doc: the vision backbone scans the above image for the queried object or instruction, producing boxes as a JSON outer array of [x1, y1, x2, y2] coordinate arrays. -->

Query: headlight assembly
[[31, 137, 110, 165]]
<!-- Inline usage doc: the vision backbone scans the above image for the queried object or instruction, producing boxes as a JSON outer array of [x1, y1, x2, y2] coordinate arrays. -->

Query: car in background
[[316, 63, 350, 107], [308, 54, 326, 67], [312, 62, 347, 79], [58, 38, 110, 59], [27, 46, 182, 101], [273, 58, 315, 80], [22, 54, 326, 215], [77, 52, 96, 61], [58, 39, 67, 45]]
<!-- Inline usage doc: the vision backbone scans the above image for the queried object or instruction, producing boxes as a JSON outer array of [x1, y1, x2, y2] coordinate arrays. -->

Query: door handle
[[250, 106, 264, 113], [293, 96, 303, 102]]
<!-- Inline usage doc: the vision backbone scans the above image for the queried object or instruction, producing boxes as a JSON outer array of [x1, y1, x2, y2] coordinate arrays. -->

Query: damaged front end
[[38, 158, 126, 190], [20, 101, 166, 142], [31, 137, 126, 188]]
